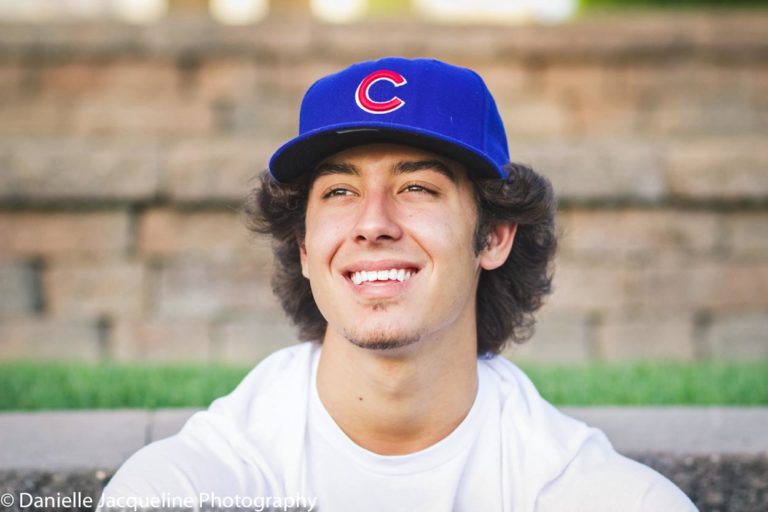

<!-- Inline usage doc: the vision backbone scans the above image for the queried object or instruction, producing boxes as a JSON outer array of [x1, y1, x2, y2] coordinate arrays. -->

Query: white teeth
[[350, 268, 416, 285]]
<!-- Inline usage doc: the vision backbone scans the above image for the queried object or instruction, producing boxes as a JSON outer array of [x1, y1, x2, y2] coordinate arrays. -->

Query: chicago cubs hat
[[269, 57, 510, 182]]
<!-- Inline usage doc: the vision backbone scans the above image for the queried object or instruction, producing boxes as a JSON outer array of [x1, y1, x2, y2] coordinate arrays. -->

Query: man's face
[[300, 143, 492, 352]]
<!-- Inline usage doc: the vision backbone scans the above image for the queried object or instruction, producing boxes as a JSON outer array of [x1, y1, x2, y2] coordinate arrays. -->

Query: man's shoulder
[[479, 354, 599, 456], [536, 442, 698, 511], [222, 341, 317, 401], [479, 355, 696, 511], [200, 341, 317, 437], [478, 353, 563, 420], [99, 343, 318, 508]]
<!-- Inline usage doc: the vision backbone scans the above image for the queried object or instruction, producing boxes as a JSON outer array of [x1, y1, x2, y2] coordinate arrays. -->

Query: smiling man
[[100, 57, 697, 511]]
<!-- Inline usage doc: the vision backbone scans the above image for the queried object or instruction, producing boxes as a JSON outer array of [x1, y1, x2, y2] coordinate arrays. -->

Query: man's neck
[[316, 329, 479, 456]]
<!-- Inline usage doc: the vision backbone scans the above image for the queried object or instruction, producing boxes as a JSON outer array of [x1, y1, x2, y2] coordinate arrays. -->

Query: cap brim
[[269, 122, 504, 183]]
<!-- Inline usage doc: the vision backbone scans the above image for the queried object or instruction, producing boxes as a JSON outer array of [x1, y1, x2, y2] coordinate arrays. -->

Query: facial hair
[[343, 328, 422, 351]]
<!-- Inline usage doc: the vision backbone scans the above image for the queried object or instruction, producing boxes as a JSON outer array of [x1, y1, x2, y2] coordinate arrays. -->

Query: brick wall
[[0, 13, 766, 363]]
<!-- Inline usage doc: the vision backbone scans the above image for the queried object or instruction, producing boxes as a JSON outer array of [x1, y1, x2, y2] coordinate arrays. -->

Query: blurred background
[[0, 0, 766, 369]]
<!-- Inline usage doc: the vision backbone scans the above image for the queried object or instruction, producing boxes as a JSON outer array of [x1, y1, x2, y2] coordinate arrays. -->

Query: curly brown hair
[[243, 161, 557, 356]]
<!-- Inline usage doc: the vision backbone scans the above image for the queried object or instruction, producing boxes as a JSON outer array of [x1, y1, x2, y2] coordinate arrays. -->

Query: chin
[[342, 327, 422, 351]]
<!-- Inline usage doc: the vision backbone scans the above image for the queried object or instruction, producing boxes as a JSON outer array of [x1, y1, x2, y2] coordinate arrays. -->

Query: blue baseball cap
[[269, 57, 510, 183]]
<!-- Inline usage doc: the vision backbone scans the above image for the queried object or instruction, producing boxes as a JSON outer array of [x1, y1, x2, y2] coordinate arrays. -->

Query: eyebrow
[[396, 159, 457, 183], [314, 159, 457, 183], [314, 162, 358, 177]]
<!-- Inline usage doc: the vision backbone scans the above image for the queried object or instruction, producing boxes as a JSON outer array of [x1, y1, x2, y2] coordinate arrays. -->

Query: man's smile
[[340, 260, 422, 296], [350, 268, 415, 285]]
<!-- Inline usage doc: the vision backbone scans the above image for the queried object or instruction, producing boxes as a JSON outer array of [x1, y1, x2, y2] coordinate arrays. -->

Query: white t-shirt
[[99, 342, 697, 512]]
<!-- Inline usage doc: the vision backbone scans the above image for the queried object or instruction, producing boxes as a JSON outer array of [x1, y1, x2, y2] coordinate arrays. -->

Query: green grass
[[523, 361, 768, 406], [357, 0, 768, 18], [0, 360, 766, 411], [0, 362, 249, 411], [580, 0, 765, 9]]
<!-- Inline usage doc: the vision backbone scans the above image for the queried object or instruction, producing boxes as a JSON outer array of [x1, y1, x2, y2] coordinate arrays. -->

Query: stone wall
[[0, 13, 767, 363]]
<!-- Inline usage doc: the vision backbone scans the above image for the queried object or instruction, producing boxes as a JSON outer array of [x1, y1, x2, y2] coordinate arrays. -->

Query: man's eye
[[322, 187, 354, 199], [403, 184, 437, 195]]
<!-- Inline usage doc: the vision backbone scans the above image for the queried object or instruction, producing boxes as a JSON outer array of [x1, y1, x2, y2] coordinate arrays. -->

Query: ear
[[479, 222, 517, 271], [299, 239, 309, 279]]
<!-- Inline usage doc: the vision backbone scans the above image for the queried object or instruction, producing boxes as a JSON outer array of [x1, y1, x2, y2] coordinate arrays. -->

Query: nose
[[351, 191, 403, 244]]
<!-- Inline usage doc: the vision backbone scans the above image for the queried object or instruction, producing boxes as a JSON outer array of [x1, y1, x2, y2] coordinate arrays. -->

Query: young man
[[100, 57, 697, 511]]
